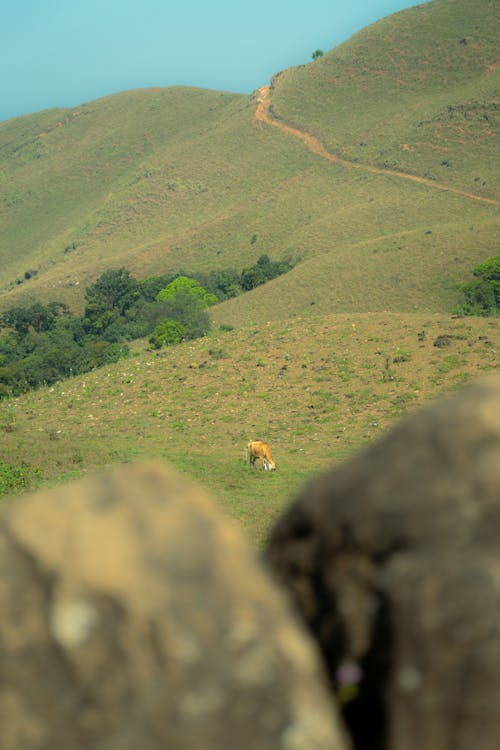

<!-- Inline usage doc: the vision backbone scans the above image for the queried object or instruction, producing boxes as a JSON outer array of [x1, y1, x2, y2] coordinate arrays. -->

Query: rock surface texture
[[266, 376, 500, 750], [0, 462, 348, 750]]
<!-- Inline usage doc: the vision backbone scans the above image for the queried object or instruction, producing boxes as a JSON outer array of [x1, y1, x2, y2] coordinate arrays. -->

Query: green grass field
[[1, 313, 498, 544]]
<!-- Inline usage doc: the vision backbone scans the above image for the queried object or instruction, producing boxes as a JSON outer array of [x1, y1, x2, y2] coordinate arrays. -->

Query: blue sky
[[1, 0, 428, 122]]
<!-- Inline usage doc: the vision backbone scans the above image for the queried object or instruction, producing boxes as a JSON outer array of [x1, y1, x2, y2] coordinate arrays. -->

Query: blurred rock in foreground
[[266, 376, 500, 750], [0, 462, 347, 750]]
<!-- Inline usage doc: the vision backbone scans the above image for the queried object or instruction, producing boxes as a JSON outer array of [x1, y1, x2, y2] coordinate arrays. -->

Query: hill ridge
[[255, 85, 500, 207], [1, 0, 498, 317]]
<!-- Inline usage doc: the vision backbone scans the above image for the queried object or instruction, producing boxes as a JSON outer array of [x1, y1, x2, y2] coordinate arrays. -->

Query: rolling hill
[[0, 0, 498, 540], [270, 0, 499, 197], [1, 0, 498, 321]]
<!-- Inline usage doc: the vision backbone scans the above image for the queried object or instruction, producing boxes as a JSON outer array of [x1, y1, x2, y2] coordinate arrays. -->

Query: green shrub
[[82, 268, 141, 337], [0, 301, 69, 336], [156, 276, 217, 307], [454, 256, 500, 316], [149, 320, 186, 349], [240, 254, 295, 291], [0, 462, 42, 496]]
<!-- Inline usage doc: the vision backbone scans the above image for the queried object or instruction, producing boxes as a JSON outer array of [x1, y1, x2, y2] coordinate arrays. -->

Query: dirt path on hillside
[[255, 86, 499, 207]]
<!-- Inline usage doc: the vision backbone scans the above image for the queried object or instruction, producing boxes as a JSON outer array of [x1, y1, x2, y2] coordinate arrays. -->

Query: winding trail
[[255, 86, 499, 207]]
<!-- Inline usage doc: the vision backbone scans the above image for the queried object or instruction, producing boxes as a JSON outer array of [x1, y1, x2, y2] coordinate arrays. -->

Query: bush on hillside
[[0, 300, 128, 396], [240, 254, 294, 291], [149, 320, 186, 350], [191, 254, 296, 300], [82, 268, 141, 338], [454, 256, 500, 316], [156, 276, 214, 340], [193, 268, 242, 301], [156, 276, 217, 307], [138, 273, 179, 302], [0, 462, 42, 496], [162, 292, 211, 340], [0, 301, 69, 336]]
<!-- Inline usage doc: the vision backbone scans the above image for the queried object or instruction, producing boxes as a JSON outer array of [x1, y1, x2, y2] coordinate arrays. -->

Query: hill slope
[[270, 0, 499, 197], [0, 0, 498, 322], [2, 312, 498, 544]]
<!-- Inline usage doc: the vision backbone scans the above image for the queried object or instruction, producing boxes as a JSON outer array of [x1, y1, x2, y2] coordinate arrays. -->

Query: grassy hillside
[[1, 313, 498, 544], [1, 0, 498, 321], [270, 0, 499, 198]]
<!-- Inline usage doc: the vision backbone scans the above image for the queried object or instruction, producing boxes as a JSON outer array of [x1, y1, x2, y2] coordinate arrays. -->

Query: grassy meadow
[[1, 313, 498, 545]]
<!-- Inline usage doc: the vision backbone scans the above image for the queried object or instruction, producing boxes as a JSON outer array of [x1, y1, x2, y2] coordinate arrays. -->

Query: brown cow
[[246, 440, 277, 471]]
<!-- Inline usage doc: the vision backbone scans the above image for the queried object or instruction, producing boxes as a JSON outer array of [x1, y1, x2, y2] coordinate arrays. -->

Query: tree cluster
[[0, 253, 295, 397], [0, 298, 128, 398], [454, 256, 500, 316], [191, 253, 296, 299], [0, 269, 210, 397]]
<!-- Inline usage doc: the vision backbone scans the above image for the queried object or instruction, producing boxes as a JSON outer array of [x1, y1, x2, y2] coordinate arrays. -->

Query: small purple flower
[[336, 661, 363, 685]]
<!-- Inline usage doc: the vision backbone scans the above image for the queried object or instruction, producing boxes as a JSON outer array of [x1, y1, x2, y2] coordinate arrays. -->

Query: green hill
[[270, 0, 499, 196], [1, 0, 498, 321]]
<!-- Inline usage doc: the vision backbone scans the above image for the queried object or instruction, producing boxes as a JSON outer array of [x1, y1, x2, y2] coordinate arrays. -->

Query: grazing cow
[[246, 440, 277, 471]]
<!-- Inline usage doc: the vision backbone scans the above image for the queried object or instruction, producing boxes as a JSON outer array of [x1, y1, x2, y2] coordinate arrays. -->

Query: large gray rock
[[0, 462, 348, 750], [266, 376, 500, 750]]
